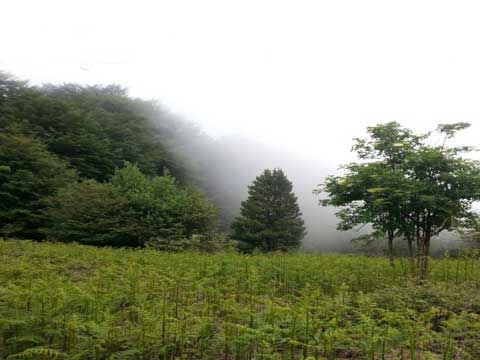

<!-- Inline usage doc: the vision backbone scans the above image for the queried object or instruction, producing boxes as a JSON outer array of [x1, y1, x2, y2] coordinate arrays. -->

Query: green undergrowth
[[1, 240, 479, 359]]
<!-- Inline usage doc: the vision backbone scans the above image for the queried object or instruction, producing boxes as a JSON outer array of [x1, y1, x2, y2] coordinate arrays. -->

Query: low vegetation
[[1, 240, 480, 359]]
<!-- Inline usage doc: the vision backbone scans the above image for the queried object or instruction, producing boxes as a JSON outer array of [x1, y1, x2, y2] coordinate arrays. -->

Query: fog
[[174, 133, 357, 251], [3, 0, 480, 250]]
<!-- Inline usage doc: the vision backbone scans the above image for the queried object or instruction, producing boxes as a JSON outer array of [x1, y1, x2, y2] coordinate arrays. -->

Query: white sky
[[2, 0, 480, 165]]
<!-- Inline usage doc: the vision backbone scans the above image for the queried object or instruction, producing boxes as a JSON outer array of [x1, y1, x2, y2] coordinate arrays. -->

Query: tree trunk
[[388, 230, 394, 267], [407, 236, 415, 274], [419, 234, 431, 280], [416, 223, 421, 250]]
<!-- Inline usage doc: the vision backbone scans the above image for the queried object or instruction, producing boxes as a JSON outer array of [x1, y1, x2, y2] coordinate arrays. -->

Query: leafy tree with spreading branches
[[317, 122, 480, 277]]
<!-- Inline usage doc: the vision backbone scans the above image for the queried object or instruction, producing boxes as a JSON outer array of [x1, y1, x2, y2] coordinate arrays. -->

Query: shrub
[[0, 133, 76, 239], [46, 164, 219, 247]]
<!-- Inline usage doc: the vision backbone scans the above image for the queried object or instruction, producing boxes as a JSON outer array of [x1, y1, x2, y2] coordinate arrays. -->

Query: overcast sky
[[2, 0, 479, 165]]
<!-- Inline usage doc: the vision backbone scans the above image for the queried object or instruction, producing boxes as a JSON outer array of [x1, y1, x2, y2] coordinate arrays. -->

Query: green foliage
[[437, 122, 471, 145], [318, 122, 480, 275], [0, 75, 177, 182], [0, 73, 225, 242], [0, 72, 31, 131], [46, 164, 218, 247], [232, 169, 306, 252], [146, 233, 237, 253], [318, 122, 426, 237], [1, 240, 480, 359], [45, 180, 140, 247], [0, 133, 76, 239]]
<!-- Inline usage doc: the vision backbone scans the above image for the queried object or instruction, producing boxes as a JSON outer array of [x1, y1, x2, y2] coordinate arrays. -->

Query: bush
[[45, 180, 141, 247], [0, 133, 76, 239], [46, 164, 219, 247]]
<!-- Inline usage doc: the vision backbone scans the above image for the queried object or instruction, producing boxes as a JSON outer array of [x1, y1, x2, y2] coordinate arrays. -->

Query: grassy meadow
[[1, 240, 480, 359]]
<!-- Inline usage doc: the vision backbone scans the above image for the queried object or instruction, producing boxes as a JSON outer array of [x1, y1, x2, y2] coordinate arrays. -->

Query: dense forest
[[1, 72, 311, 251], [0, 72, 224, 248], [1, 72, 395, 253], [2, 72, 480, 257]]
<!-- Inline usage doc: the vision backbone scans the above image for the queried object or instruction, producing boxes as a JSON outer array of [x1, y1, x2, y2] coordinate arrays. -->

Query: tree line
[[2, 72, 480, 266], [0, 72, 305, 251], [0, 72, 219, 248]]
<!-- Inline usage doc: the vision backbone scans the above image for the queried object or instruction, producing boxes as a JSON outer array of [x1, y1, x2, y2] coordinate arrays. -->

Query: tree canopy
[[0, 72, 223, 247], [0, 73, 182, 182], [317, 122, 480, 276]]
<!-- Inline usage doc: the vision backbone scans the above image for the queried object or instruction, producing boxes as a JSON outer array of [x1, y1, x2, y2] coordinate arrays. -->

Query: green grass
[[1, 241, 480, 359]]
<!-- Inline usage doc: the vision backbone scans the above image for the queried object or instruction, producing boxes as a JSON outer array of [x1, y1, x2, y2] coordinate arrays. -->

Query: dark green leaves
[[46, 164, 218, 247], [0, 133, 76, 239], [232, 169, 306, 252], [318, 122, 480, 264]]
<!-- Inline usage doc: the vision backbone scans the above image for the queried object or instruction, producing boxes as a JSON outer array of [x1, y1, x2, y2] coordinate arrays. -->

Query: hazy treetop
[[2, 0, 480, 165]]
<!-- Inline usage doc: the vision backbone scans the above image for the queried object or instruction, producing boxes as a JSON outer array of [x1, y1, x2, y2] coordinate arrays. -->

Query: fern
[[6, 347, 67, 359], [1, 240, 480, 359]]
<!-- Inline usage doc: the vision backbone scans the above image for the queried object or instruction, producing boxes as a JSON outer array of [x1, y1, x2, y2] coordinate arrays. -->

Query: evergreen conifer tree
[[232, 169, 306, 252]]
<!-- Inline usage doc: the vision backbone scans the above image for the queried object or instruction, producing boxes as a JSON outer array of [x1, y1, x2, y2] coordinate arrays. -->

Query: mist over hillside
[[161, 122, 466, 253], [1, 72, 355, 250], [162, 129, 357, 251], [1, 72, 468, 253]]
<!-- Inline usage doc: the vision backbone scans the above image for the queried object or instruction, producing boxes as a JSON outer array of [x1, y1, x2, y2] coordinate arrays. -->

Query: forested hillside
[[0, 73, 197, 182], [0, 72, 228, 248], [1, 72, 350, 250], [2, 72, 477, 254]]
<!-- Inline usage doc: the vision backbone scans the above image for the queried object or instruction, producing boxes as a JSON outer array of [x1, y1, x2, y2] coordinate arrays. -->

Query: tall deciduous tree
[[318, 122, 425, 263], [232, 169, 306, 252], [318, 122, 480, 278], [403, 141, 480, 276]]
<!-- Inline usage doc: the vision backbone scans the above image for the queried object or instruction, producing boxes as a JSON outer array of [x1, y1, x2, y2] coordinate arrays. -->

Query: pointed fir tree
[[232, 168, 306, 252]]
